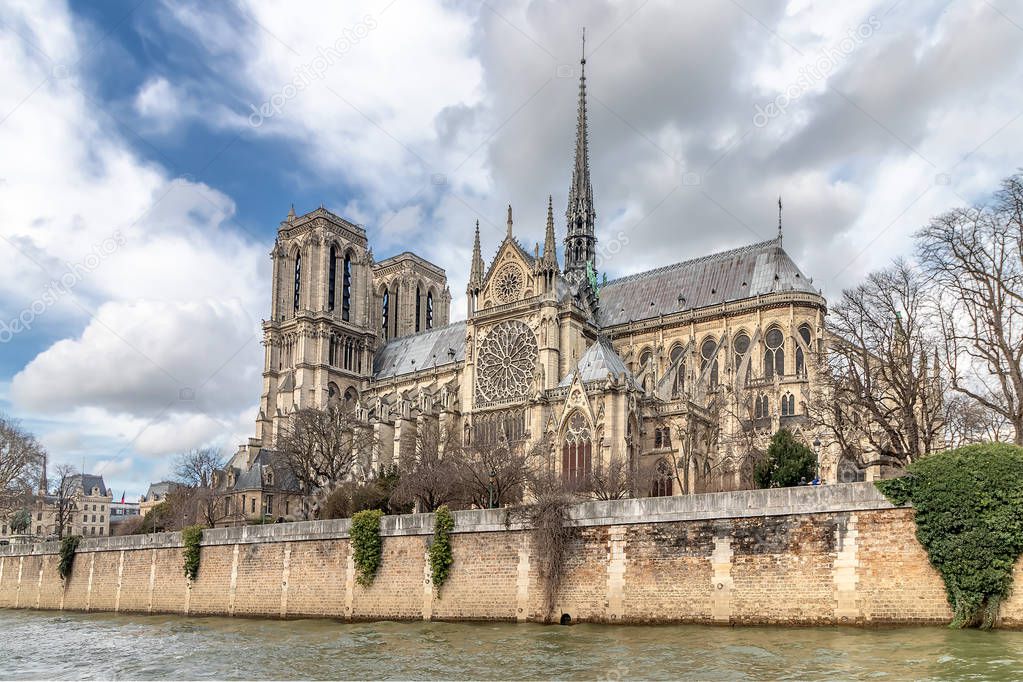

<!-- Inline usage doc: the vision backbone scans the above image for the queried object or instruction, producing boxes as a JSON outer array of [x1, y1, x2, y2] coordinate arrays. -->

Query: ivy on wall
[[876, 443, 1023, 628], [429, 506, 455, 594], [57, 535, 81, 581], [351, 509, 384, 587], [182, 525, 203, 582]]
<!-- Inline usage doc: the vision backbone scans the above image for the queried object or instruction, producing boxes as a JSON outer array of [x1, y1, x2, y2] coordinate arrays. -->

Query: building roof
[[229, 449, 300, 492], [559, 337, 640, 390], [373, 321, 466, 379], [596, 237, 819, 327], [142, 481, 179, 501], [71, 474, 109, 498]]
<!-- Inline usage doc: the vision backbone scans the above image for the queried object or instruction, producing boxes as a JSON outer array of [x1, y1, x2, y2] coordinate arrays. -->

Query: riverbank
[[4, 609, 1023, 680], [2, 483, 1020, 627]]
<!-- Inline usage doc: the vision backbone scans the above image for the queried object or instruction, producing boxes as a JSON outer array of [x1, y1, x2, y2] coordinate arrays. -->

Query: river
[[2, 609, 1023, 680]]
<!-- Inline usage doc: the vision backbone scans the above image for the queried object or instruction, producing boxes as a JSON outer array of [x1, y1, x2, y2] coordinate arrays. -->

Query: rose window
[[475, 320, 538, 404], [494, 265, 524, 303]]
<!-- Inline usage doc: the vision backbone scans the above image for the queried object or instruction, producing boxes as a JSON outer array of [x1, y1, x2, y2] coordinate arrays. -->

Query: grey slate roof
[[142, 480, 179, 501], [373, 321, 466, 379], [230, 449, 300, 492], [559, 337, 640, 389], [597, 237, 818, 327], [72, 474, 109, 497]]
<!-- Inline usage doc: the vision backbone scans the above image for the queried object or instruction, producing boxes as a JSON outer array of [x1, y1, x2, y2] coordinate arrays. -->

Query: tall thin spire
[[777, 196, 783, 244], [564, 27, 597, 280], [542, 195, 559, 270], [469, 220, 484, 291], [506, 204, 513, 239]]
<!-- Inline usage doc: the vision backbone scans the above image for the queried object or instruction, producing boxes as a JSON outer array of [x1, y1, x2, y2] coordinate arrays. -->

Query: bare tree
[[51, 464, 79, 539], [812, 261, 944, 469], [0, 413, 44, 517], [917, 174, 1023, 445], [275, 405, 376, 518], [390, 420, 463, 512], [584, 450, 633, 501], [173, 447, 226, 527], [453, 435, 542, 509], [661, 410, 720, 496], [943, 393, 1011, 448]]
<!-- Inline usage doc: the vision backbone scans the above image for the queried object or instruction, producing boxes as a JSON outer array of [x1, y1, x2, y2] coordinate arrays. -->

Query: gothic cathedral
[[233, 48, 832, 497]]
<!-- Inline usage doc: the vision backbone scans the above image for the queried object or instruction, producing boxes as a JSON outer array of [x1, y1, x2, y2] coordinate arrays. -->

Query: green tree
[[877, 443, 1023, 628], [754, 429, 816, 488]]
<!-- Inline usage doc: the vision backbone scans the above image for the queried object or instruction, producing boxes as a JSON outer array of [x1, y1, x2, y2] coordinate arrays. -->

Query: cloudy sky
[[1, 0, 1021, 497]]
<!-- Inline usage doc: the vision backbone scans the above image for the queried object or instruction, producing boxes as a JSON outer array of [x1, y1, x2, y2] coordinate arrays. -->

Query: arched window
[[796, 324, 811, 377], [734, 332, 751, 385], [754, 394, 770, 419], [381, 290, 389, 340], [670, 344, 685, 398], [701, 338, 718, 387], [781, 393, 793, 416], [651, 459, 673, 497], [392, 286, 400, 338], [426, 291, 434, 330], [561, 412, 592, 487], [344, 387, 357, 409], [342, 253, 352, 322], [415, 285, 422, 333], [662, 427, 672, 449], [293, 252, 302, 311], [764, 328, 785, 379], [328, 245, 337, 311], [655, 429, 662, 449], [640, 348, 653, 371]]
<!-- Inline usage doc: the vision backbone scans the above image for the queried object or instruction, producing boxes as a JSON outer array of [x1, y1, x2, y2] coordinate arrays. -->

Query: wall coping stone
[[0, 481, 896, 557]]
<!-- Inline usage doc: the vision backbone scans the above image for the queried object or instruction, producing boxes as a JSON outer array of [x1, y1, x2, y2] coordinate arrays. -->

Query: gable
[[480, 239, 537, 308]]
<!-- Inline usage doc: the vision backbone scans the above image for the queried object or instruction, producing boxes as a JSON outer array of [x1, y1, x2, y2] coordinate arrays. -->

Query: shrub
[[57, 535, 81, 581], [876, 443, 1023, 628], [182, 525, 203, 582], [754, 429, 817, 488], [351, 509, 384, 587], [429, 506, 455, 594]]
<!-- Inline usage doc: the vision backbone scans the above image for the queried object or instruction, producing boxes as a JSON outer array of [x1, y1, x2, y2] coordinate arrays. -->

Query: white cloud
[[0, 0, 270, 489]]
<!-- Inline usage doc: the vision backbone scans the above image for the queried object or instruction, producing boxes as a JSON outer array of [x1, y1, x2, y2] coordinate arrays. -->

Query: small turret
[[467, 221, 485, 316]]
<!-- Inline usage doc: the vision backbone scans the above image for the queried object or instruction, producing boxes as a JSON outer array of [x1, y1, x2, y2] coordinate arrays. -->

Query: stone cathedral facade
[[231, 52, 838, 498]]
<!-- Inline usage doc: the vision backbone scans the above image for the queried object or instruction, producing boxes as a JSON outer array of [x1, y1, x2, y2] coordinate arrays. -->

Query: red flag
[[120, 491, 125, 504]]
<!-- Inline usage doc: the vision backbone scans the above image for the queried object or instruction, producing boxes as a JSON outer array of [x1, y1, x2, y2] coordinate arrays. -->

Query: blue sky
[[2, 0, 1023, 498]]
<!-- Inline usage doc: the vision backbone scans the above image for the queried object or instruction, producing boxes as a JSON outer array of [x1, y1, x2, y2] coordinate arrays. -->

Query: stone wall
[[1, 483, 1020, 626]]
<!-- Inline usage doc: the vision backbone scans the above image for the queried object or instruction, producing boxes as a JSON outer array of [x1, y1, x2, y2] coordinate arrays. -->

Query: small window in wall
[[427, 291, 434, 330], [640, 349, 653, 370], [381, 291, 389, 340]]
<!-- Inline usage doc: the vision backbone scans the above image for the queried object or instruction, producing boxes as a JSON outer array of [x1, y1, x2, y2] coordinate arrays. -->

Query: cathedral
[[229, 48, 834, 502]]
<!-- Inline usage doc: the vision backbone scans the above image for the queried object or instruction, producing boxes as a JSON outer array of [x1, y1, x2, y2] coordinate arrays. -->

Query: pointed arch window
[[764, 328, 785, 379], [342, 253, 352, 322], [392, 286, 400, 338], [754, 394, 770, 419], [381, 291, 389, 341], [426, 291, 434, 330], [780, 393, 796, 416], [561, 412, 592, 487], [640, 348, 653, 372], [734, 332, 751, 385], [293, 252, 302, 311], [415, 286, 422, 333], [796, 324, 811, 377], [328, 245, 337, 311], [651, 459, 673, 497], [701, 338, 718, 387], [670, 344, 685, 398]]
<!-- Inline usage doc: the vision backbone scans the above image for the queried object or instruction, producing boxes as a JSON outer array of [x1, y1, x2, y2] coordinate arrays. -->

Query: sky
[[1, 0, 1022, 499]]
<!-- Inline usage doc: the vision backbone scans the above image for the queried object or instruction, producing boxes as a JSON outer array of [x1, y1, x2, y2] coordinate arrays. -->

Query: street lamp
[[488, 469, 497, 509]]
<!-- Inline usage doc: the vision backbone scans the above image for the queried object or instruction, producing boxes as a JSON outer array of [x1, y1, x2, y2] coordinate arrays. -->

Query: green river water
[[2, 609, 1022, 680]]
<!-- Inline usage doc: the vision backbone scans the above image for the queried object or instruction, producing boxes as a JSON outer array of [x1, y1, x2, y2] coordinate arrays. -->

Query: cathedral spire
[[542, 195, 559, 269], [777, 196, 783, 244], [469, 220, 484, 292], [564, 28, 597, 280], [506, 204, 514, 239]]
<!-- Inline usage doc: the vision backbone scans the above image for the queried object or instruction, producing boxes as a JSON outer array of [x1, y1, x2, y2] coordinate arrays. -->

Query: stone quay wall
[[2, 482, 1021, 626]]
